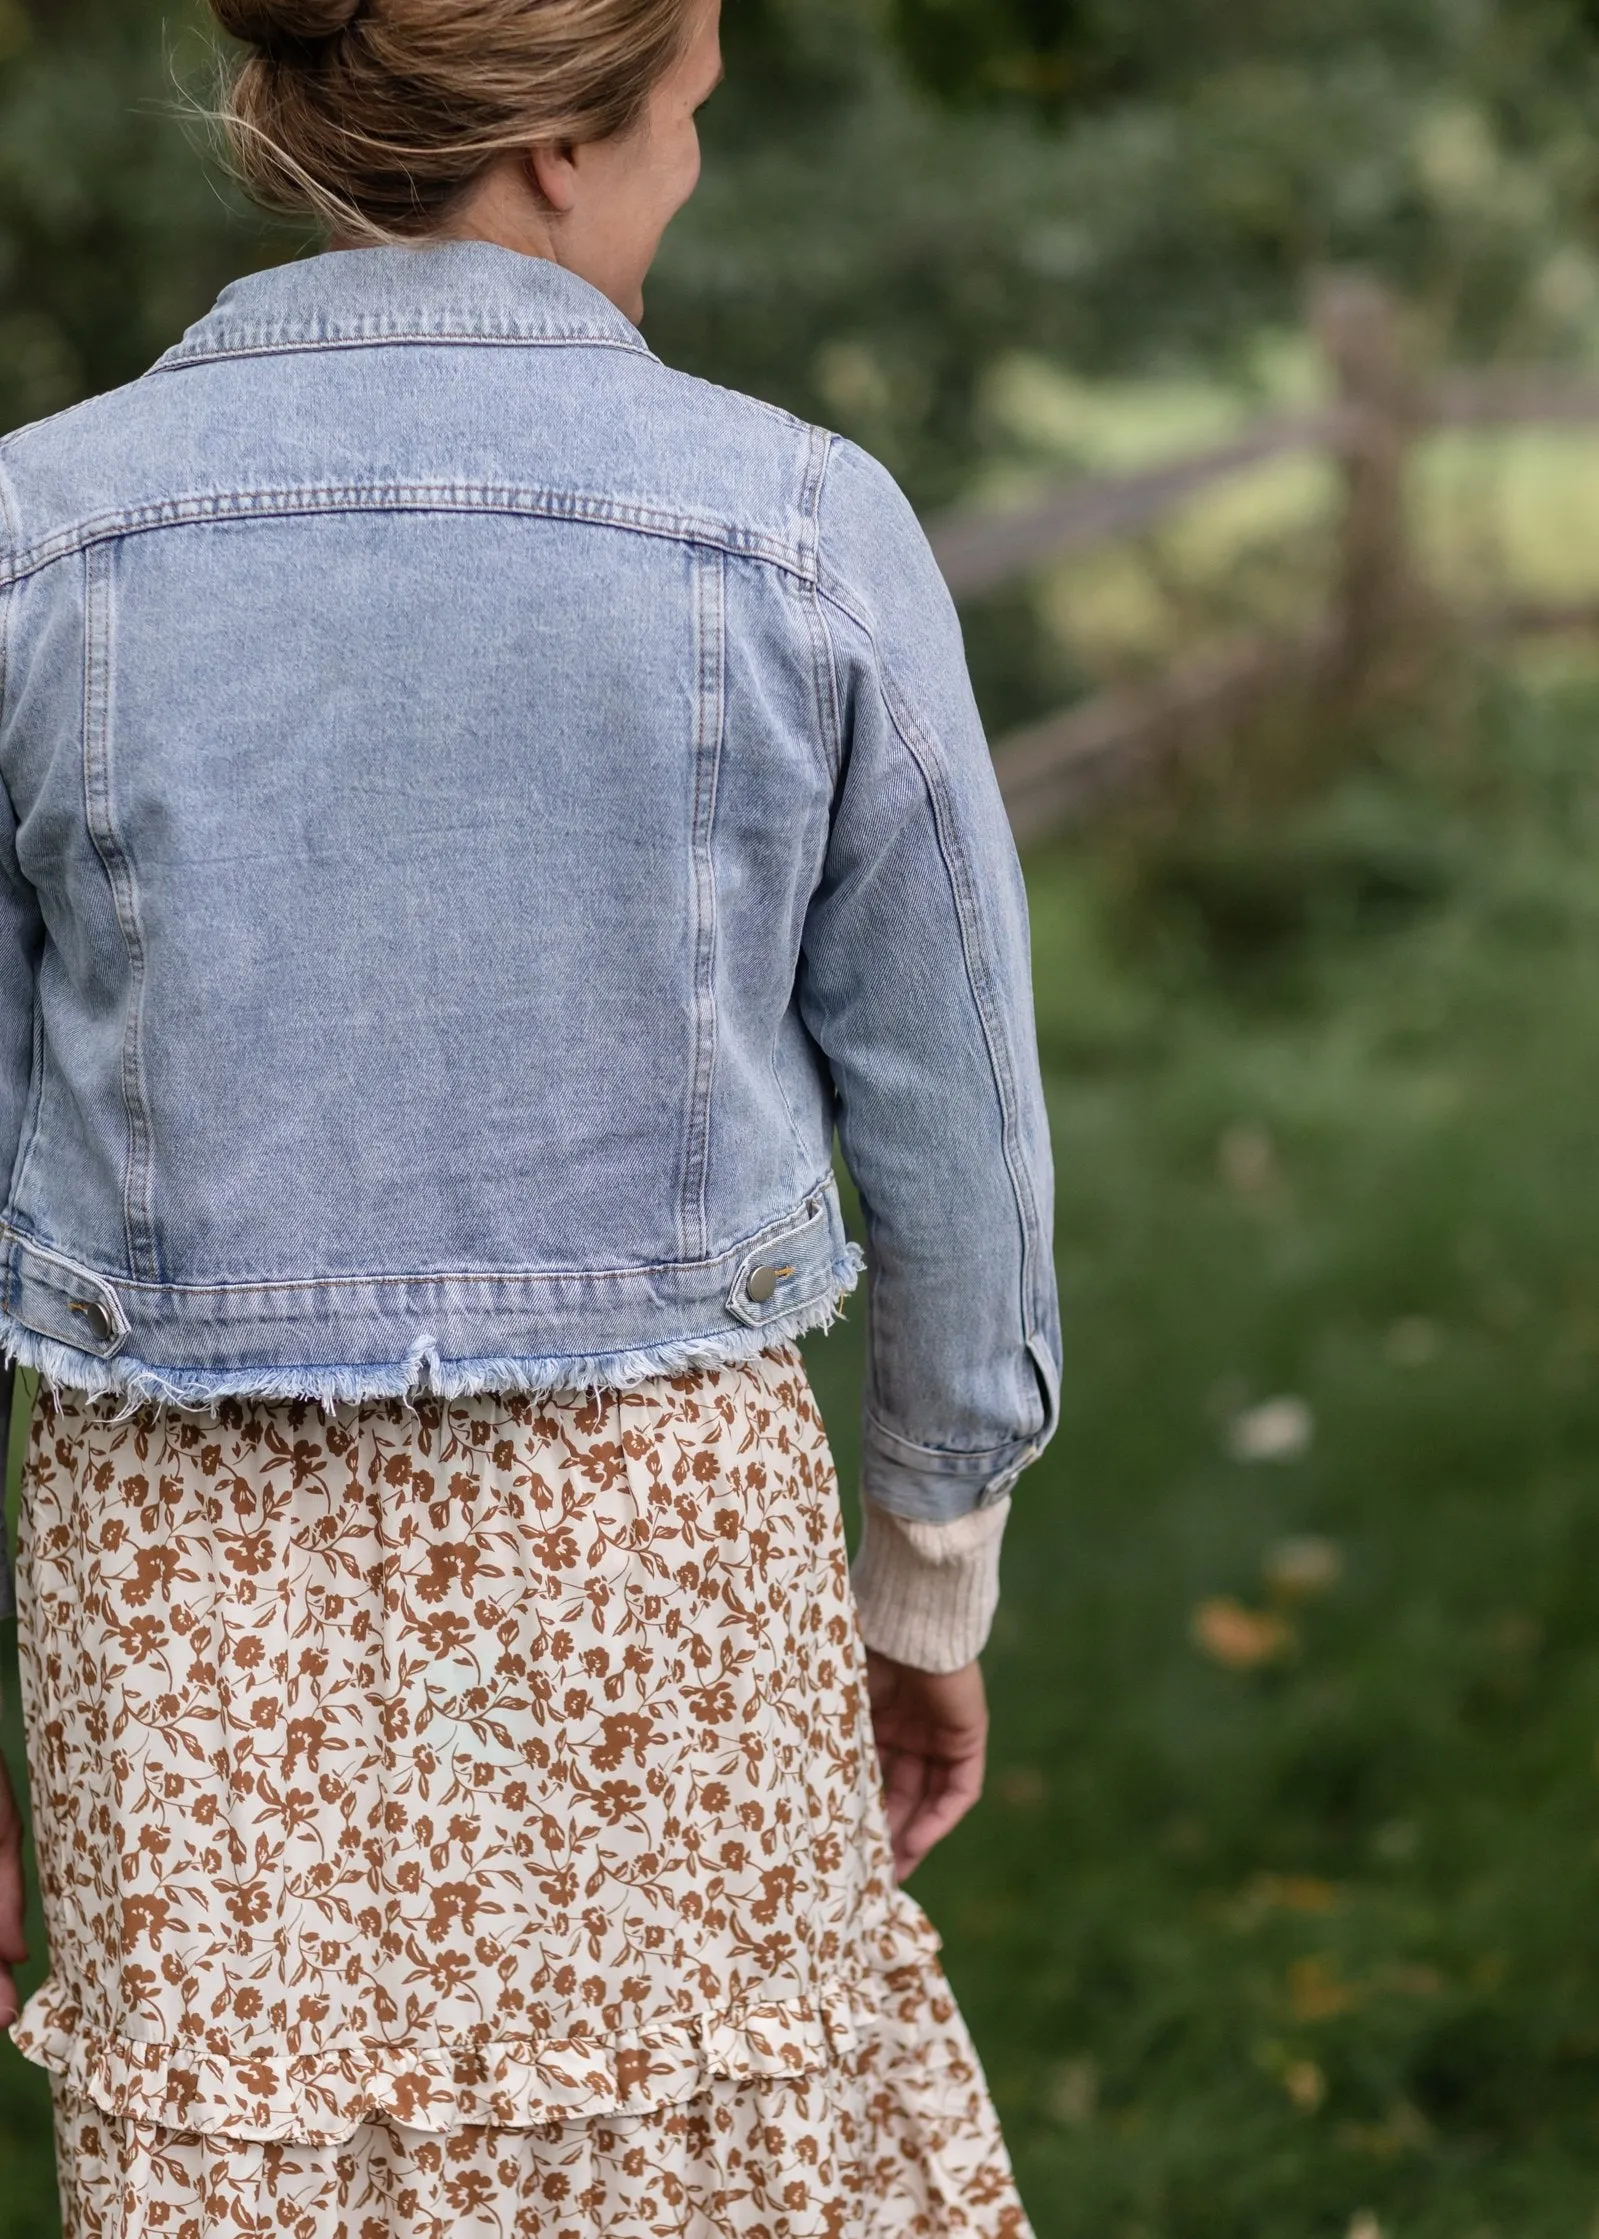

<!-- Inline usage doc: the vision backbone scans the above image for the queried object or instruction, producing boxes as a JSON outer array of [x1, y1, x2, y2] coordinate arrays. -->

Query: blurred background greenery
[[15, 1, 1599, 2235]]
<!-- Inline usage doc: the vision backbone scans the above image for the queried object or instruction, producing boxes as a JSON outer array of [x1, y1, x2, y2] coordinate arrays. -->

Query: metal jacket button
[[745, 1265, 781, 1305], [72, 1300, 114, 1345]]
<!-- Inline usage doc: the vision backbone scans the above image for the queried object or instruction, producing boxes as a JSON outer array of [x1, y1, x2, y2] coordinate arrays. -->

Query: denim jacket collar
[[155, 243, 654, 370]]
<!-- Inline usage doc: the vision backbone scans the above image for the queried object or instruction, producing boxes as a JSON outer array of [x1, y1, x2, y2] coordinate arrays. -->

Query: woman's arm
[[853, 1494, 1010, 1674], [855, 1502, 1009, 1880], [804, 435, 1061, 1533]]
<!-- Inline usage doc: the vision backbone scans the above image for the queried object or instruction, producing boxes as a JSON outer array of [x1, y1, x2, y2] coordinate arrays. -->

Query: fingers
[[0, 1964, 17, 2031], [878, 1739, 931, 1864], [0, 1754, 28, 1975], [866, 1652, 992, 1879], [890, 1745, 986, 1881], [0, 1836, 27, 1970]]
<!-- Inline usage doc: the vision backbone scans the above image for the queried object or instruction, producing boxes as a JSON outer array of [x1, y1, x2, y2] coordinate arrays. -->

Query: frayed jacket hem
[[0, 1252, 864, 1417]]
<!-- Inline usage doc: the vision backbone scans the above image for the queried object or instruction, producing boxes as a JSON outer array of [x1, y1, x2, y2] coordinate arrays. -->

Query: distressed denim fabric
[[0, 244, 1058, 1523]]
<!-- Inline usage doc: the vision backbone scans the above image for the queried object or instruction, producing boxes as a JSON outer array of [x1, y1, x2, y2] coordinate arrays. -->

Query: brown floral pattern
[[13, 1349, 1032, 2237]]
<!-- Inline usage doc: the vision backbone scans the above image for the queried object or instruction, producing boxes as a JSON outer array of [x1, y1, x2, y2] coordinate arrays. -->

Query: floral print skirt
[[12, 1347, 1031, 2238]]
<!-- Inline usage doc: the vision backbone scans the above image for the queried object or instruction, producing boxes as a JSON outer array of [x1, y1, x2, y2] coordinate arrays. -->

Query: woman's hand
[[0, 1749, 26, 2028], [866, 1651, 989, 1883]]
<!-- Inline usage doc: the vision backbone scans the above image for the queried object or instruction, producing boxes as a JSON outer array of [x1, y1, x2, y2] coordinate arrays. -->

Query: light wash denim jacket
[[0, 244, 1059, 1526]]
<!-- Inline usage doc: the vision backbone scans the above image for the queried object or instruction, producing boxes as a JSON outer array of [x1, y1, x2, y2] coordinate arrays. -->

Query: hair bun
[[210, 0, 360, 46]]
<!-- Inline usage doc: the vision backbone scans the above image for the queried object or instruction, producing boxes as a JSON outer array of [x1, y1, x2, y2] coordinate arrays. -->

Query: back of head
[[207, 0, 698, 243]]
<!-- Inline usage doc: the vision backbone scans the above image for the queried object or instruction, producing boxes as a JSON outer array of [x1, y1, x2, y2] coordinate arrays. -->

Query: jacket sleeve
[[801, 435, 1060, 1525], [0, 472, 41, 1622]]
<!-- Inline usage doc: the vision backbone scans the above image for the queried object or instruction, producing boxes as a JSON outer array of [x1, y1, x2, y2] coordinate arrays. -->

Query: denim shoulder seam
[[799, 433, 845, 786], [815, 573, 1047, 1340], [0, 390, 112, 465], [0, 485, 819, 594], [654, 365, 819, 449]]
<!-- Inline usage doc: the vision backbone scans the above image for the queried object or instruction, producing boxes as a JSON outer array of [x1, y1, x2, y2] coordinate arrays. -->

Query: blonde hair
[[208, 0, 699, 244]]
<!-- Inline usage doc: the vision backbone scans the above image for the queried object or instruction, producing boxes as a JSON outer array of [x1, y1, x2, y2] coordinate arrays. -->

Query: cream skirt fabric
[[12, 1348, 1032, 2238]]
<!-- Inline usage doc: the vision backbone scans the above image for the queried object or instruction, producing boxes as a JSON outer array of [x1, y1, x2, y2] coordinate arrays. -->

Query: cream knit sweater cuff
[[849, 1496, 1012, 1675]]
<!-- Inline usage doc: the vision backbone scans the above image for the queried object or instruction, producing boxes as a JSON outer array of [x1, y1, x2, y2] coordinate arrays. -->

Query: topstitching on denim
[[814, 575, 1050, 1370], [0, 1178, 842, 1296], [0, 453, 16, 728], [796, 434, 846, 789], [82, 543, 160, 1285], [0, 457, 45, 1235], [679, 543, 726, 1266], [0, 485, 818, 596], [153, 330, 657, 371]]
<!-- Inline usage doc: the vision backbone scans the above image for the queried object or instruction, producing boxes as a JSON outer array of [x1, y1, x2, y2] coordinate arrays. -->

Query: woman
[[0, 0, 1059, 2230]]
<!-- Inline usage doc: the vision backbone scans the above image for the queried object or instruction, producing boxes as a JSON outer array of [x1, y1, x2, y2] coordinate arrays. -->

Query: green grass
[[812, 666, 1599, 2239], [10, 669, 1599, 2233]]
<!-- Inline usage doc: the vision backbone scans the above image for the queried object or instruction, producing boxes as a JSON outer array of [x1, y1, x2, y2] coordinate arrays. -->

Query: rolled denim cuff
[[852, 1496, 1011, 1673], [861, 1412, 1044, 1525]]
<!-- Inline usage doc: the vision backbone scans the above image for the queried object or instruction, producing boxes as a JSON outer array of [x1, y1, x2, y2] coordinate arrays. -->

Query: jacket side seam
[[0, 487, 817, 595], [679, 545, 726, 1264], [816, 575, 1047, 1360], [0, 455, 16, 732], [813, 567, 893, 1433], [81, 543, 159, 1283], [0, 456, 45, 1228], [7, 1001, 47, 1243], [878, 650, 1047, 1349]]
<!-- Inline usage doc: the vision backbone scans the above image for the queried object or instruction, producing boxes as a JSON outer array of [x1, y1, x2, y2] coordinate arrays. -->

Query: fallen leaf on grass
[[1224, 1875, 1345, 1930], [1339, 2102, 1432, 2160], [1264, 1535, 1344, 1603], [1193, 1598, 1296, 1671], [996, 1766, 1047, 1808], [1381, 1963, 1443, 1998], [1252, 1874, 1343, 1915], [1284, 2058, 1326, 2112], [1288, 1955, 1361, 2020], [1228, 1396, 1314, 1463]]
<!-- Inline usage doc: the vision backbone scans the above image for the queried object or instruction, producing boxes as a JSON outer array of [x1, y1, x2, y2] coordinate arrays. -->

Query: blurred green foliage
[[0, 0, 292, 431], [12, 0, 1599, 500], [663, 0, 1599, 498]]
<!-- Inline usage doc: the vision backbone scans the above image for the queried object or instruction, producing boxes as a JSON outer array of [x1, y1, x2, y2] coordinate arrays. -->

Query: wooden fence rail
[[932, 275, 1599, 843]]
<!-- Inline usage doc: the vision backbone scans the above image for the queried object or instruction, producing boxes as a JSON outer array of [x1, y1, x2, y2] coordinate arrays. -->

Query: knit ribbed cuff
[[850, 1496, 1011, 1675]]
